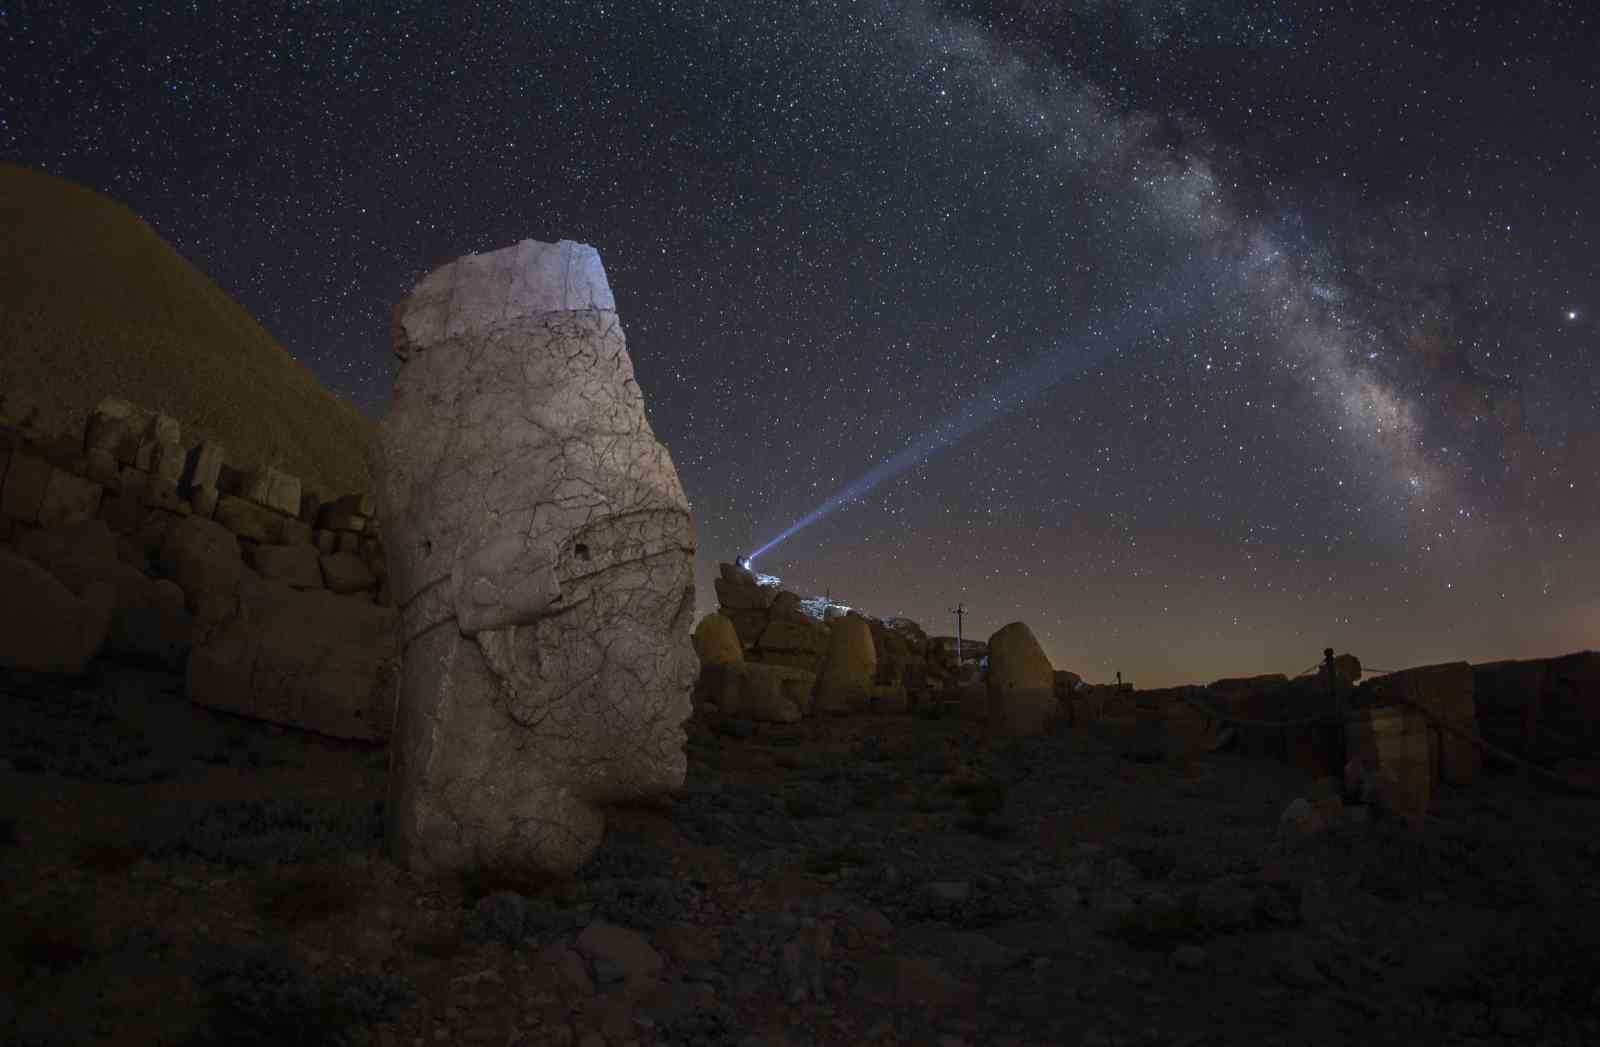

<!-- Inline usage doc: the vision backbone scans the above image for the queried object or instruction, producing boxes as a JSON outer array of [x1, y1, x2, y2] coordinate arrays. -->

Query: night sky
[[5, 1, 1597, 685]]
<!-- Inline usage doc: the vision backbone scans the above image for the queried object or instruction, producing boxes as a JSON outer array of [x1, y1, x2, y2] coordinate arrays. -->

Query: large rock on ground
[[0, 548, 114, 674], [246, 541, 324, 589], [19, 519, 192, 669], [1361, 662, 1480, 785], [813, 613, 876, 715], [692, 612, 742, 668], [187, 574, 399, 741], [1473, 653, 1600, 764], [986, 622, 1059, 737], [157, 515, 244, 621], [714, 561, 776, 611], [754, 618, 828, 674], [375, 238, 695, 879], [699, 662, 812, 722]]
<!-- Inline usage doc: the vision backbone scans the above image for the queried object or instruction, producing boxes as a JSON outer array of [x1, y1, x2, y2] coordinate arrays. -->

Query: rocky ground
[[3, 660, 1599, 1047]]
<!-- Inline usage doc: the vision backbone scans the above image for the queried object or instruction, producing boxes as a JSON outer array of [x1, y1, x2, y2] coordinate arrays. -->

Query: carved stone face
[[376, 240, 696, 874]]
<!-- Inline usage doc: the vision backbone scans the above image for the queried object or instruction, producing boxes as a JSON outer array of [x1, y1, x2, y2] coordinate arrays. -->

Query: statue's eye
[[574, 543, 591, 562]]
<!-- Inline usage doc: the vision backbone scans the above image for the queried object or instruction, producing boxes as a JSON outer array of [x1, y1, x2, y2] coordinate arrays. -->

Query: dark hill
[[0, 163, 373, 497]]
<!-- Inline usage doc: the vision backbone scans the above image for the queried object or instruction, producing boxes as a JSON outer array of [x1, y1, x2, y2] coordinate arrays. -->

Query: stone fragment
[[693, 612, 743, 667], [986, 621, 1059, 738], [150, 440, 186, 486], [313, 528, 337, 554], [319, 550, 377, 594], [317, 502, 368, 533], [1, 450, 51, 523], [1362, 662, 1480, 785], [0, 549, 115, 674], [156, 514, 244, 621], [240, 464, 302, 516], [335, 492, 375, 517], [183, 441, 226, 493], [376, 237, 695, 878], [214, 493, 287, 544], [247, 541, 324, 589], [699, 662, 810, 722], [813, 613, 875, 715], [714, 560, 776, 610], [187, 574, 400, 741], [754, 618, 828, 673], [37, 467, 103, 527], [18, 519, 192, 669], [279, 517, 312, 547], [142, 478, 191, 516], [85, 448, 120, 485], [1346, 706, 1431, 825], [190, 483, 219, 518]]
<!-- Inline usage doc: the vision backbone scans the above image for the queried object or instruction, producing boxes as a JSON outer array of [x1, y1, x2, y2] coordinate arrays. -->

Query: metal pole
[[1324, 647, 1345, 777]]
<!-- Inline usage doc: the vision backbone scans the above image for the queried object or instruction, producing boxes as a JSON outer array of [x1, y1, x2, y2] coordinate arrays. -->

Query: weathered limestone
[[693, 612, 743, 667], [0, 548, 115, 674], [376, 238, 695, 878], [246, 541, 324, 589], [214, 493, 290, 544], [187, 574, 400, 741], [157, 515, 245, 622], [813, 613, 876, 715], [1346, 706, 1431, 825], [714, 561, 776, 611], [183, 441, 226, 493], [319, 550, 377, 594], [239, 464, 302, 516], [37, 466, 103, 527], [986, 621, 1060, 737], [18, 520, 192, 669], [1362, 662, 1480, 785], [755, 618, 829, 674], [703, 662, 811, 722]]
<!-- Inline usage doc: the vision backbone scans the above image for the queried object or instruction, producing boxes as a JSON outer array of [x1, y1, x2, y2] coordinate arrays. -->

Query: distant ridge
[[0, 163, 373, 497]]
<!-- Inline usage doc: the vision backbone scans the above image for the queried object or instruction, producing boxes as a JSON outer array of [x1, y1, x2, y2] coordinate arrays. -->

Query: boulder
[[813, 613, 876, 715], [214, 493, 290, 544], [319, 550, 377, 594], [1345, 706, 1431, 825], [18, 519, 192, 669], [239, 464, 302, 516], [376, 238, 695, 879], [0, 549, 115, 674], [700, 662, 810, 722], [986, 622, 1059, 737], [156, 515, 245, 621], [692, 612, 743, 668], [187, 574, 400, 741], [755, 618, 828, 673], [714, 560, 776, 611], [767, 590, 813, 626], [247, 541, 325, 589], [182, 441, 226, 493], [724, 607, 771, 647], [1362, 662, 1480, 785]]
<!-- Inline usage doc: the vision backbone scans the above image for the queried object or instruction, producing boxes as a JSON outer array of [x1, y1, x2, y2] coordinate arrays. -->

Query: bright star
[[1568, 310, 1579, 321]]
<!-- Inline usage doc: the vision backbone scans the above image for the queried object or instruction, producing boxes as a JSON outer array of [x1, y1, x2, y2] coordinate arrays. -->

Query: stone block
[[117, 465, 149, 500], [187, 576, 400, 742], [150, 440, 186, 486], [84, 397, 143, 463], [280, 517, 312, 547], [313, 528, 336, 554], [298, 491, 322, 525], [317, 502, 368, 533], [1346, 707, 1431, 825], [240, 464, 302, 516], [335, 530, 361, 554], [1, 450, 51, 523], [143, 478, 192, 516], [38, 466, 103, 528], [320, 550, 377, 594], [247, 542, 325, 589], [214, 493, 288, 544], [1362, 662, 1479, 785], [85, 448, 120, 485], [190, 483, 219, 518], [335, 492, 375, 517], [183, 441, 226, 494], [98, 492, 144, 535]]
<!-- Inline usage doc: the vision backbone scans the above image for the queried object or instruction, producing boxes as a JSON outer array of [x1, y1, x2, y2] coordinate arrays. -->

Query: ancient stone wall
[[0, 395, 388, 604]]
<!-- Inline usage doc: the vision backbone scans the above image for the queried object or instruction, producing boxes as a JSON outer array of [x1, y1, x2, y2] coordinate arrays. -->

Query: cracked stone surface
[[375, 238, 696, 878]]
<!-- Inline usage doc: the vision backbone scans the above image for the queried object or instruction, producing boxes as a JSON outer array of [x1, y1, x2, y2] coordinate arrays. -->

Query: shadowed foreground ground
[[2, 659, 1597, 1046]]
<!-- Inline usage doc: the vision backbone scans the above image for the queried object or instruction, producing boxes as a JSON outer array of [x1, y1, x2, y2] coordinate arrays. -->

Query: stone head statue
[[375, 239, 696, 878]]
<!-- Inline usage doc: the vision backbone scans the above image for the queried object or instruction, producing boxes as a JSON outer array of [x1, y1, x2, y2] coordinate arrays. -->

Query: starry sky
[[5, 1, 1597, 685]]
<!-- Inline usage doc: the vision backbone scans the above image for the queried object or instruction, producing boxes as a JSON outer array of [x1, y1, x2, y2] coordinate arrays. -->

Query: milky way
[[4, 1, 1596, 683]]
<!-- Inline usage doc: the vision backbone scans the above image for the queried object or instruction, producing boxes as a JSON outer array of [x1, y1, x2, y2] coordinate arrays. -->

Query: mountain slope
[[0, 163, 373, 498]]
